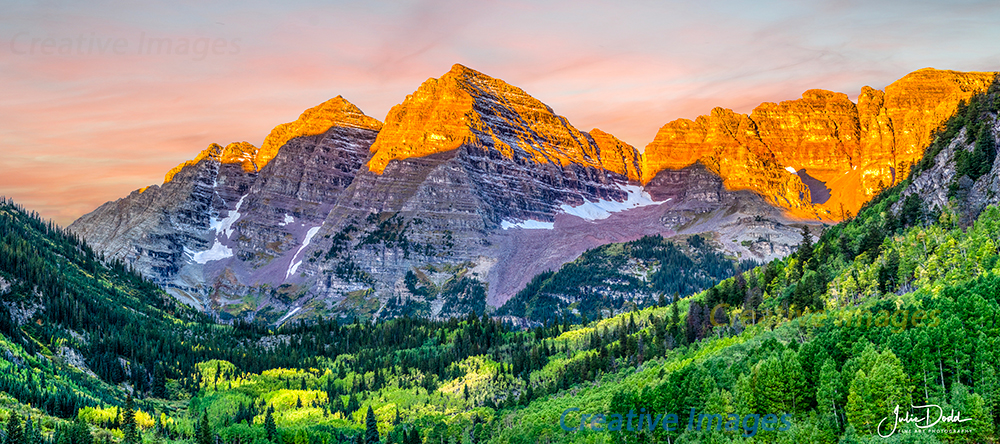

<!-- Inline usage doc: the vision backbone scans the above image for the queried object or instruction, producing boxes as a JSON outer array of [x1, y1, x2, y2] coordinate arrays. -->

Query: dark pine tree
[[365, 406, 379, 444], [5, 411, 23, 444], [152, 363, 168, 399], [197, 411, 212, 444], [407, 428, 421, 444], [797, 225, 814, 275], [122, 394, 140, 444], [264, 407, 277, 442], [22, 416, 40, 444]]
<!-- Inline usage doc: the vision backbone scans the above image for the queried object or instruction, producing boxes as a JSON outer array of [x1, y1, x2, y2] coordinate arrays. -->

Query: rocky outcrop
[[643, 68, 996, 220], [590, 128, 643, 182], [893, 92, 1000, 222]]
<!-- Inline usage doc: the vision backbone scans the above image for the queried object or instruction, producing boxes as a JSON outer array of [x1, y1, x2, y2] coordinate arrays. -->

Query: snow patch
[[286, 226, 321, 278], [501, 220, 555, 230], [187, 194, 247, 264], [276, 306, 302, 326], [211, 194, 247, 239], [785, 166, 798, 174], [559, 185, 666, 221], [188, 240, 233, 264], [279, 214, 294, 226]]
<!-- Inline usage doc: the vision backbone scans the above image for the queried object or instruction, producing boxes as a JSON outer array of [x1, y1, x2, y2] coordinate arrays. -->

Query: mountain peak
[[445, 63, 481, 77], [255, 96, 383, 168], [366, 65, 637, 178], [164, 141, 259, 183]]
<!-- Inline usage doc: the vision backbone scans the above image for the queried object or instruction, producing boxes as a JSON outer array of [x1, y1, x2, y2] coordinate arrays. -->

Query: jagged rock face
[[367, 64, 643, 182], [644, 163, 807, 260], [589, 128, 643, 182], [163, 141, 260, 183], [70, 99, 381, 310], [257, 96, 383, 168], [299, 66, 652, 319], [234, 126, 378, 269], [643, 68, 996, 220], [895, 112, 1000, 221], [71, 156, 244, 300], [70, 65, 995, 325]]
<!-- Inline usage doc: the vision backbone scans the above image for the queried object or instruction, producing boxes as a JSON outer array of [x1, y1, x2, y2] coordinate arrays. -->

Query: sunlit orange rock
[[642, 68, 996, 220], [164, 141, 259, 183], [366, 64, 642, 178], [589, 128, 642, 182], [256, 96, 383, 168], [164, 96, 383, 184]]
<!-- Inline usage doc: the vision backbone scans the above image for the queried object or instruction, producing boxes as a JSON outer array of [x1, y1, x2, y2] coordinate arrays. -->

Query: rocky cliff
[[69, 65, 996, 325], [295, 65, 662, 320], [70, 98, 382, 310], [367, 64, 642, 180], [643, 68, 996, 220], [890, 79, 1000, 225]]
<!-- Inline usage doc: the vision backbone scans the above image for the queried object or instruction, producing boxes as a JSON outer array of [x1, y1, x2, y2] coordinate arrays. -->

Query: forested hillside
[[497, 233, 755, 324]]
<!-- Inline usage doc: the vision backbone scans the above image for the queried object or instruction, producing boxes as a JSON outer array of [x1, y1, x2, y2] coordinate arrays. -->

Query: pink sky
[[2, 0, 998, 226]]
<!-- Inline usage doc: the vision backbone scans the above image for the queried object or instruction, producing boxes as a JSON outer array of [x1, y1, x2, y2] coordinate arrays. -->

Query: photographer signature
[[878, 404, 972, 437]]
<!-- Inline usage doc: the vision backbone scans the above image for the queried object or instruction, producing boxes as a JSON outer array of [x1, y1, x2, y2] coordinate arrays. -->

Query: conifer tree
[[152, 363, 168, 399], [197, 411, 212, 444], [122, 394, 140, 444], [5, 411, 23, 444], [72, 418, 92, 444], [365, 406, 379, 444], [22, 416, 40, 444], [347, 394, 360, 414], [797, 225, 814, 273], [264, 406, 277, 442]]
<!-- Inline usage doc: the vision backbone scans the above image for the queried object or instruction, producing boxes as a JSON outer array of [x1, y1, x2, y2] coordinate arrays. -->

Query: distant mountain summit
[[69, 65, 997, 324]]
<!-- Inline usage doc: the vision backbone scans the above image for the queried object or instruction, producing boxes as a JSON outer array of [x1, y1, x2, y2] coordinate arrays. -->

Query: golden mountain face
[[164, 141, 260, 183], [164, 96, 383, 184], [642, 68, 996, 220], [164, 65, 994, 222], [255, 96, 384, 169], [366, 64, 642, 178], [589, 128, 642, 182]]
